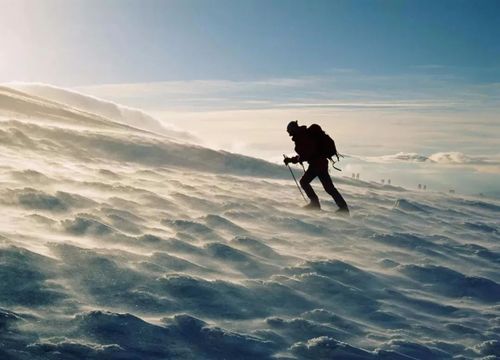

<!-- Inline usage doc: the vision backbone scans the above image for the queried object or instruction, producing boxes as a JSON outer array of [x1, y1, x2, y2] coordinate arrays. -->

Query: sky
[[1, 0, 499, 195], [1, 0, 500, 84]]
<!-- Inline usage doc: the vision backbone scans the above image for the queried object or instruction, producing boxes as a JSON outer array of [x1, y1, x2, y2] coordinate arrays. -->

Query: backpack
[[308, 124, 340, 161]]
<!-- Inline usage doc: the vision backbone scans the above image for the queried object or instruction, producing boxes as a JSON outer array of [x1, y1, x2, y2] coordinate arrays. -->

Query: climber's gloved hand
[[284, 156, 299, 165]]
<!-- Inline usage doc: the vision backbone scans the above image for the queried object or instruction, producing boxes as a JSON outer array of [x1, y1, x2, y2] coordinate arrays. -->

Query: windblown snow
[[0, 85, 499, 360]]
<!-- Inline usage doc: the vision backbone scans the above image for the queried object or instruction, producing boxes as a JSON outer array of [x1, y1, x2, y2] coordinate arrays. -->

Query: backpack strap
[[329, 157, 342, 171]]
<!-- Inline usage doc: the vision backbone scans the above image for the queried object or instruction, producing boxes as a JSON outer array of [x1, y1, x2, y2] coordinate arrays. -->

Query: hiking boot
[[336, 206, 350, 216], [303, 201, 321, 210]]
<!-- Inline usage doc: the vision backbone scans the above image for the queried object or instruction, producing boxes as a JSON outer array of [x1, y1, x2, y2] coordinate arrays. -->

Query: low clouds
[[74, 71, 500, 113], [428, 151, 497, 165], [359, 151, 500, 166], [339, 150, 500, 196], [351, 151, 500, 179]]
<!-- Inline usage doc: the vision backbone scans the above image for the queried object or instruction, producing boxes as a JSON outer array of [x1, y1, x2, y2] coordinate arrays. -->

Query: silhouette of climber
[[284, 120, 349, 213]]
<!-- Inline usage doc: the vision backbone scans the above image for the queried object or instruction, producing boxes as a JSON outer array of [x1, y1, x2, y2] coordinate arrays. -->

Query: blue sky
[[1, 0, 499, 84], [2, 0, 499, 195]]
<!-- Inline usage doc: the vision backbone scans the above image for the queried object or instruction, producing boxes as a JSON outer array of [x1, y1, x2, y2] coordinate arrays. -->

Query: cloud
[[428, 151, 478, 164], [358, 152, 431, 163], [356, 151, 500, 168], [276, 101, 458, 109], [68, 69, 500, 124], [73, 73, 475, 113]]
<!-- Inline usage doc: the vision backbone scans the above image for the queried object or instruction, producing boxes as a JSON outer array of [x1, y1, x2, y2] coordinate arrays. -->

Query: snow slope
[[7, 82, 198, 142], [0, 85, 499, 359]]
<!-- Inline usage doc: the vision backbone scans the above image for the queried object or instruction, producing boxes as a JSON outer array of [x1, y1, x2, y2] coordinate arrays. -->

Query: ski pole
[[283, 155, 308, 203]]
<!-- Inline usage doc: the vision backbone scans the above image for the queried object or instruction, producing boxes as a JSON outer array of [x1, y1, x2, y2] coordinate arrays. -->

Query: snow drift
[[8, 82, 198, 141], [0, 84, 499, 359]]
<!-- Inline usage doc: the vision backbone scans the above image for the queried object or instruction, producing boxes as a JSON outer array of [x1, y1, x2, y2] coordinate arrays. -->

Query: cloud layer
[[358, 151, 500, 166]]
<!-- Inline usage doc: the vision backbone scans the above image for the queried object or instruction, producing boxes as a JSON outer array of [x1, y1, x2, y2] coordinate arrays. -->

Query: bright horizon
[[1, 0, 499, 195]]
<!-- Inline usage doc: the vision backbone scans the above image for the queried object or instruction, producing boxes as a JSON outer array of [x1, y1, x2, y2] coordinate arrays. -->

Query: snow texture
[[0, 85, 499, 359]]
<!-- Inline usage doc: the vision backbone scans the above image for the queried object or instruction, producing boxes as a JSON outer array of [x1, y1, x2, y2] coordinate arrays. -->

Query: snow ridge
[[0, 86, 499, 359]]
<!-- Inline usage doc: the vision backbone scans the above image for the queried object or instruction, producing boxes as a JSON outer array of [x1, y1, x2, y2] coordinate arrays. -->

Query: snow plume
[[7, 82, 198, 142], [1, 83, 499, 359], [0, 85, 285, 178]]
